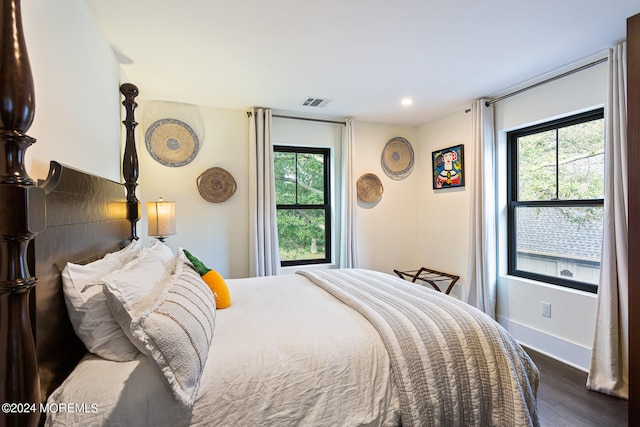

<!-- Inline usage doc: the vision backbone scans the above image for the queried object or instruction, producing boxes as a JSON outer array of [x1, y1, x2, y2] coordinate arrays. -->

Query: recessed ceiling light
[[401, 98, 413, 106]]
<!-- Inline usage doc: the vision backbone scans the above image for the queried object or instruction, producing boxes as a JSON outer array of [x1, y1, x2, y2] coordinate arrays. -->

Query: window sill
[[279, 263, 335, 275], [499, 274, 598, 298]]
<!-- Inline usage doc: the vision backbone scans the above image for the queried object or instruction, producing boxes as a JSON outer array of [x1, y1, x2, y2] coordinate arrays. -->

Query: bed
[[0, 1, 539, 426]]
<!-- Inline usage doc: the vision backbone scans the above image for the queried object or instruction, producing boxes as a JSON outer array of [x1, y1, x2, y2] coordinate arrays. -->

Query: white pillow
[[142, 239, 176, 268], [102, 250, 216, 408], [61, 240, 143, 361]]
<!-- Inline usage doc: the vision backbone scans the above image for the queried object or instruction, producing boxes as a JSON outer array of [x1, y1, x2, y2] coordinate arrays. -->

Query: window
[[274, 146, 331, 266], [507, 109, 604, 293]]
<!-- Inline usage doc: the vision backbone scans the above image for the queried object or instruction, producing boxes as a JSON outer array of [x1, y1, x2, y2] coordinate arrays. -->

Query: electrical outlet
[[541, 302, 551, 318]]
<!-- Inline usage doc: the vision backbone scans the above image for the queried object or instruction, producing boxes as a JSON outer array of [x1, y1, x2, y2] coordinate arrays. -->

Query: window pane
[[296, 153, 325, 205], [558, 119, 605, 200], [517, 130, 557, 201], [276, 208, 326, 262], [274, 151, 296, 204], [514, 206, 603, 285]]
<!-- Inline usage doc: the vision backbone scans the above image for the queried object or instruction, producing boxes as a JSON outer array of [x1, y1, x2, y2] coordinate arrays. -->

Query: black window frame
[[506, 108, 604, 293], [274, 145, 332, 267]]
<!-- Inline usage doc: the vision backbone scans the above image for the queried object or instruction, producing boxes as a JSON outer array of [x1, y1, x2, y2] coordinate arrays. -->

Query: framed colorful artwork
[[432, 144, 465, 189]]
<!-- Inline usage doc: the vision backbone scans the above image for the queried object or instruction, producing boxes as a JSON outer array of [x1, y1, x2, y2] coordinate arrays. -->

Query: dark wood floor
[[525, 347, 628, 426]]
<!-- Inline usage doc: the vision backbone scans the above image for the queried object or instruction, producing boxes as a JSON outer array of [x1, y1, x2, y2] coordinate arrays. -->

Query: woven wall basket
[[197, 167, 237, 203], [145, 118, 199, 167], [356, 173, 383, 203], [381, 136, 414, 180]]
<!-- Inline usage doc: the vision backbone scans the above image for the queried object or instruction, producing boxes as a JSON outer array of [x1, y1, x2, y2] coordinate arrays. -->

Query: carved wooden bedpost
[[120, 83, 140, 240], [0, 0, 45, 426]]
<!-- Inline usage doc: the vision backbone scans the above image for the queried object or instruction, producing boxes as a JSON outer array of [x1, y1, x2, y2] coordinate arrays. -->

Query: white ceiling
[[85, 0, 640, 126]]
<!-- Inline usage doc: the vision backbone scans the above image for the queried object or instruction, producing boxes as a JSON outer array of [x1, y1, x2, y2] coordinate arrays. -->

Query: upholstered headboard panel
[[32, 161, 132, 399]]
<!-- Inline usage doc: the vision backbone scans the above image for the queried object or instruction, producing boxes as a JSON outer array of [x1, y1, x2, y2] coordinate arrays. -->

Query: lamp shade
[[147, 198, 176, 241]]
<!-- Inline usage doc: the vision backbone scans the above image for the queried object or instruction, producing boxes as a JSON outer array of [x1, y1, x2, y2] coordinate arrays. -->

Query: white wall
[[23, 0, 121, 182], [353, 122, 419, 274], [415, 111, 472, 300], [415, 57, 608, 370], [136, 100, 249, 279]]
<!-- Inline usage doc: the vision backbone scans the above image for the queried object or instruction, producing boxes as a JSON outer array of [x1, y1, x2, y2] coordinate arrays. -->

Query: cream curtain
[[588, 41, 628, 399], [248, 107, 280, 276], [339, 118, 359, 268], [465, 99, 497, 317]]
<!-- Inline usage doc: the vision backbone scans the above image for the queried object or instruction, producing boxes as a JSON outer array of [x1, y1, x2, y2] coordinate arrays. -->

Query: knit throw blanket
[[298, 269, 539, 427]]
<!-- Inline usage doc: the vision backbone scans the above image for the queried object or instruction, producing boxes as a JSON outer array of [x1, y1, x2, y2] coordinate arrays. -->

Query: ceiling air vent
[[302, 97, 333, 108]]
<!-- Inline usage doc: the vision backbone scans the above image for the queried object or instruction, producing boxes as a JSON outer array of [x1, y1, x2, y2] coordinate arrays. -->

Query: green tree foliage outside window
[[274, 146, 331, 265], [517, 119, 604, 202]]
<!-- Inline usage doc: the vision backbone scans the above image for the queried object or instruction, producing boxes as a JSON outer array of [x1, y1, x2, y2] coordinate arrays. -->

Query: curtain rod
[[272, 114, 346, 125], [484, 57, 608, 107], [247, 110, 346, 125]]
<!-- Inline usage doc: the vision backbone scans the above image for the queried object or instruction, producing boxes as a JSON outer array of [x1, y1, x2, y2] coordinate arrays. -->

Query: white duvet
[[45, 274, 400, 427]]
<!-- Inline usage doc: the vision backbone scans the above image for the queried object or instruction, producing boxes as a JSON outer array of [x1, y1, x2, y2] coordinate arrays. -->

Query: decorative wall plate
[[145, 118, 199, 167], [197, 167, 237, 203], [381, 136, 414, 180], [357, 173, 383, 203]]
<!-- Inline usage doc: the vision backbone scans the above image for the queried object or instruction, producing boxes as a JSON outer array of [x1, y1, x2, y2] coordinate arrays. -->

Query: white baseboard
[[497, 315, 592, 373]]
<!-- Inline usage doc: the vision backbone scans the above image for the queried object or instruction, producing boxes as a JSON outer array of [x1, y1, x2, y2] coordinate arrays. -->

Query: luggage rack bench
[[393, 267, 460, 295]]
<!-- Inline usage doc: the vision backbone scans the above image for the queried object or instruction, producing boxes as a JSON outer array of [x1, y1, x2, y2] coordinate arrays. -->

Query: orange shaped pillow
[[183, 249, 231, 309]]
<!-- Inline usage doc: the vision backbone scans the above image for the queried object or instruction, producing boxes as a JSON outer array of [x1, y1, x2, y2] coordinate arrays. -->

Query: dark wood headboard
[[0, 1, 141, 425]]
